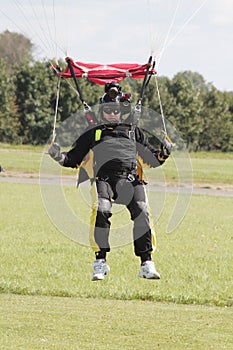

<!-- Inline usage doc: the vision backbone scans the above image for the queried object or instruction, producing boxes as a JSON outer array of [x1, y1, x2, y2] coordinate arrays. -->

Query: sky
[[0, 0, 233, 92]]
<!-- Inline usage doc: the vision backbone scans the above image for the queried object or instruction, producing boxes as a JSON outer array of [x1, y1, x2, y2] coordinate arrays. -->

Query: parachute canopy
[[58, 57, 156, 85]]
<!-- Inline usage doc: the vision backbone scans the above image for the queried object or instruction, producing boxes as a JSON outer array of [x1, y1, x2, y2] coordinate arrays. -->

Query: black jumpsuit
[[62, 122, 165, 261]]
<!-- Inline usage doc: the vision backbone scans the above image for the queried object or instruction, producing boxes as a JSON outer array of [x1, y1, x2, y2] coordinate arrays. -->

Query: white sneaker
[[92, 259, 110, 281], [138, 261, 160, 279]]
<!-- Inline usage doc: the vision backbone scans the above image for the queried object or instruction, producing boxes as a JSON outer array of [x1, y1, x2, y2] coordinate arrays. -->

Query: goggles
[[103, 107, 121, 115]]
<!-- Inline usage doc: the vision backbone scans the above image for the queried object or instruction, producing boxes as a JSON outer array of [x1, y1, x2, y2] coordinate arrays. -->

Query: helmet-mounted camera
[[100, 81, 132, 116], [119, 92, 132, 115], [104, 82, 121, 99]]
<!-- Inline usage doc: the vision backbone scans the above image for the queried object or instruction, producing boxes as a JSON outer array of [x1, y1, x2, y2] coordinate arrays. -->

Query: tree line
[[0, 31, 233, 151]]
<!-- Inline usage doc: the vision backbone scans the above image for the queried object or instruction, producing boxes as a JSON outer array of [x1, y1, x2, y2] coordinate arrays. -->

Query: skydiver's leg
[[94, 179, 113, 259], [127, 183, 155, 263], [127, 183, 160, 279]]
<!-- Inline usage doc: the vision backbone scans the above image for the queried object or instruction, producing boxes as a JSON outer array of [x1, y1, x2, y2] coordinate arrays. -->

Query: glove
[[48, 143, 64, 163], [160, 138, 172, 160]]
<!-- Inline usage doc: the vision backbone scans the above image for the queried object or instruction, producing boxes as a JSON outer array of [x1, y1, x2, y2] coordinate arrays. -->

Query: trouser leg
[[127, 184, 154, 262], [94, 197, 112, 256], [94, 180, 113, 259]]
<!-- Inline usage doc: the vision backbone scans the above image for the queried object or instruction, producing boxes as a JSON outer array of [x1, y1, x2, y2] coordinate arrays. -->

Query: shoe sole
[[92, 276, 105, 281], [92, 271, 109, 281], [139, 273, 160, 279]]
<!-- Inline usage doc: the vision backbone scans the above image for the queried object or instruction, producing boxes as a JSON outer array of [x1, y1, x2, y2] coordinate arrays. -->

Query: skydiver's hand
[[160, 139, 172, 160], [48, 142, 60, 158], [48, 143, 64, 163], [163, 138, 172, 155]]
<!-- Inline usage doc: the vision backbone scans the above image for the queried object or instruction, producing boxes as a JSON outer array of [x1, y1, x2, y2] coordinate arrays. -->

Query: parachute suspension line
[[50, 61, 95, 140], [10, 0, 53, 57], [52, 75, 61, 143], [11, 0, 67, 60], [52, 0, 58, 61], [52, 61, 81, 98], [40, 0, 56, 58], [158, 0, 208, 68], [51, 0, 68, 62], [154, 76, 167, 136], [145, 0, 165, 63], [27, 0, 54, 57], [9, 0, 46, 52], [157, 0, 181, 68], [145, 0, 155, 56]]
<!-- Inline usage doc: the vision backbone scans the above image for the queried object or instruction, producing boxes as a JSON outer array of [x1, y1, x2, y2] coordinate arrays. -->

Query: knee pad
[[98, 198, 112, 212], [137, 200, 149, 213], [130, 200, 149, 221]]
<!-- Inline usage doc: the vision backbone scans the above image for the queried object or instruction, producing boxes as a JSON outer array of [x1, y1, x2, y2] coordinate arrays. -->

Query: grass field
[[0, 145, 233, 349], [1, 294, 232, 350]]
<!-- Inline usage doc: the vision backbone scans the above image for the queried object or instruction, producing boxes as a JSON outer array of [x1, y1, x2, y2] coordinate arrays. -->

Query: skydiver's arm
[[48, 128, 94, 168], [62, 128, 94, 168], [135, 127, 170, 168]]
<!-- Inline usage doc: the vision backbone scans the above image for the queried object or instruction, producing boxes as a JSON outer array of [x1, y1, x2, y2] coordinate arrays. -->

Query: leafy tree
[[0, 58, 20, 143], [199, 87, 233, 151], [0, 30, 33, 73], [165, 72, 204, 151], [14, 61, 55, 144], [180, 71, 210, 92]]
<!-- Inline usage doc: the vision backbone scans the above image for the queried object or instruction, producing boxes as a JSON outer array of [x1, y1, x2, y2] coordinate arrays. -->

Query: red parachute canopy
[[58, 57, 156, 85]]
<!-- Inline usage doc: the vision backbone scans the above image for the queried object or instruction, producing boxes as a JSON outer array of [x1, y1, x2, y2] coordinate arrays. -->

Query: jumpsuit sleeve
[[135, 127, 165, 168], [62, 128, 94, 168]]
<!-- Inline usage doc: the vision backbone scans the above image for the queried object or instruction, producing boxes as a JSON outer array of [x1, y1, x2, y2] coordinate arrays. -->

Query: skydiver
[[48, 82, 172, 281]]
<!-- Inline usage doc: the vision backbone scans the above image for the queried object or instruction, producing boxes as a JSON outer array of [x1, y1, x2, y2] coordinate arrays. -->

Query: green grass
[[184, 154, 233, 185], [0, 294, 232, 350], [0, 144, 44, 173], [0, 182, 232, 306], [146, 151, 233, 186]]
